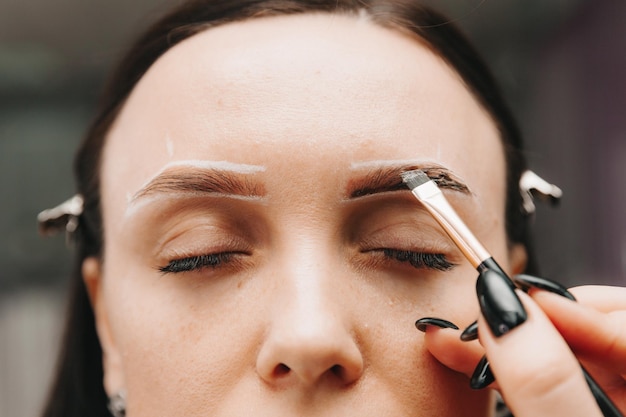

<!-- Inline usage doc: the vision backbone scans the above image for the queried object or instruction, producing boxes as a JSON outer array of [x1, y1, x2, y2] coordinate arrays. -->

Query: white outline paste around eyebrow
[[125, 160, 267, 213], [133, 159, 267, 199], [155, 159, 267, 175], [165, 134, 174, 157], [124, 191, 266, 220], [350, 158, 445, 170], [349, 158, 474, 197]]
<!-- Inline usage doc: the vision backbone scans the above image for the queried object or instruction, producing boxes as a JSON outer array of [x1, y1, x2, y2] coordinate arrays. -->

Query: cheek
[[355, 297, 489, 416], [398, 262, 481, 325], [101, 258, 264, 405], [439, 268, 481, 324]]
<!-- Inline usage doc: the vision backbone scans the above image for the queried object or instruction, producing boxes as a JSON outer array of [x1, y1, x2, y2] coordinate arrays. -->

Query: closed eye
[[379, 248, 456, 271], [158, 252, 245, 274], [159, 249, 454, 274]]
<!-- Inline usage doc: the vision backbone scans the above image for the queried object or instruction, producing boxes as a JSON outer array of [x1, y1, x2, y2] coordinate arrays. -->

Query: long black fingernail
[[415, 317, 459, 332], [460, 320, 478, 341], [582, 366, 624, 416], [513, 274, 576, 301], [470, 355, 495, 389], [477, 269, 527, 337]]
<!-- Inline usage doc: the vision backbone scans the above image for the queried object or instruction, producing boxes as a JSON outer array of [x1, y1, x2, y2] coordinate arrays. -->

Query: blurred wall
[[1, 0, 624, 416], [524, 0, 626, 285]]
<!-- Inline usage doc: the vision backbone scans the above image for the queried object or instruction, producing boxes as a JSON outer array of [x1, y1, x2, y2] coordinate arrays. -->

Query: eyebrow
[[346, 164, 470, 199], [130, 166, 266, 203]]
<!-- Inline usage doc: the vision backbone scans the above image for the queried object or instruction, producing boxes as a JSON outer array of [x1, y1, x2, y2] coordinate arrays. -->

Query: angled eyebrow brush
[[401, 169, 526, 339], [401, 169, 623, 417], [400, 169, 507, 276]]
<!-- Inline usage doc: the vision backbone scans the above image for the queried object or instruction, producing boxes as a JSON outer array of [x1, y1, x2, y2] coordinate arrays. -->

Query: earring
[[107, 391, 126, 417]]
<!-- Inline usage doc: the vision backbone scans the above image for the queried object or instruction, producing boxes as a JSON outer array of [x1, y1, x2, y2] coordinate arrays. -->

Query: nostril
[[273, 363, 291, 377], [330, 364, 343, 378]]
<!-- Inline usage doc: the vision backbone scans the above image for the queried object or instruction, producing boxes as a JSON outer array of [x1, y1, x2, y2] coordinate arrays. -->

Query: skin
[[83, 13, 530, 417]]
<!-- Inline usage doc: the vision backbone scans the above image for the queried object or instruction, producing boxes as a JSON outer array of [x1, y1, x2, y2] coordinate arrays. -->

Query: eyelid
[[353, 218, 465, 271], [151, 218, 257, 259], [122, 197, 266, 250], [345, 194, 449, 234], [357, 224, 457, 254], [155, 234, 255, 274]]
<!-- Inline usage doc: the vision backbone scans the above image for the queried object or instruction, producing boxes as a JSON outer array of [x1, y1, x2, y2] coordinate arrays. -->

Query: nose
[[255, 260, 364, 388]]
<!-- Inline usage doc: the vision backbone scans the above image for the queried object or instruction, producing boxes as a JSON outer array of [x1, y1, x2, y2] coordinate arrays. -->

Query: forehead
[[102, 12, 504, 220]]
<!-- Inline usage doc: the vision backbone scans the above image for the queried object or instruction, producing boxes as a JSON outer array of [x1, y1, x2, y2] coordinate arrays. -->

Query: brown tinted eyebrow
[[347, 164, 470, 198], [131, 167, 265, 202]]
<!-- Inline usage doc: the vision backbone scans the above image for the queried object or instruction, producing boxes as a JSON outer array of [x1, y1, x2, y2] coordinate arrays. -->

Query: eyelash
[[159, 252, 238, 274], [380, 248, 455, 271], [159, 248, 455, 274]]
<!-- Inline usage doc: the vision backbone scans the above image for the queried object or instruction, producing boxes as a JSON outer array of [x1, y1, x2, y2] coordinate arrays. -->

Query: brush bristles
[[401, 169, 431, 190]]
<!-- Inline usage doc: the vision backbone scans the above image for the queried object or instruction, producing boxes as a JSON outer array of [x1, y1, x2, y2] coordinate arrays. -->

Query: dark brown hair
[[42, 1, 534, 416]]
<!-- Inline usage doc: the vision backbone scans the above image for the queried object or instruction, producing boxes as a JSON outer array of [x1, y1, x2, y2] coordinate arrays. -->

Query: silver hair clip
[[37, 194, 84, 238], [519, 170, 563, 215]]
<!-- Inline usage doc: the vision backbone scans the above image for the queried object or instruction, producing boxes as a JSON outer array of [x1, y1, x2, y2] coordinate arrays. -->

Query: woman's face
[[87, 13, 522, 417]]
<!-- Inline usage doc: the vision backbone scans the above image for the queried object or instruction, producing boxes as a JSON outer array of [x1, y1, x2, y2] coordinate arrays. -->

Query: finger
[[532, 290, 626, 374], [480, 291, 602, 417], [415, 318, 486, 378], [569, 286, 626, 313]]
